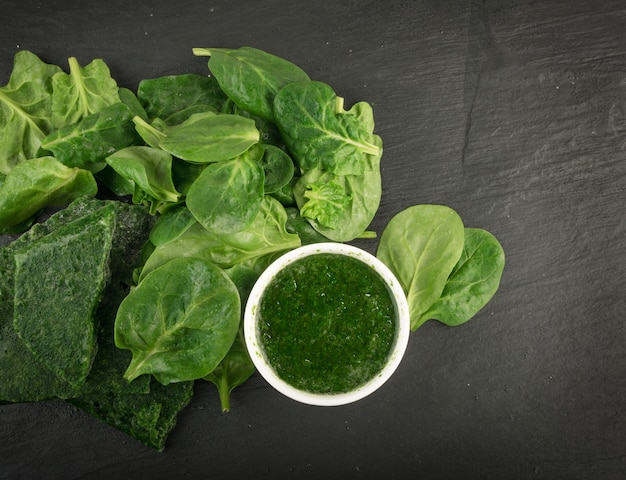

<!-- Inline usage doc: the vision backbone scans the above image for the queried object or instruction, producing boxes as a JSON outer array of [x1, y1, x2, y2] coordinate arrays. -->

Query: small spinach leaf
[[105, 146, 181, 213], [148, 205, 197, 247], [186, 144, 265, 234], [293, 148, 382, 242], [418, 228, 505, 326], [299, 180, 352, 229], [193, 46, 310, 121], [115, 257, 241, 385], [376, 204, 465, 330]]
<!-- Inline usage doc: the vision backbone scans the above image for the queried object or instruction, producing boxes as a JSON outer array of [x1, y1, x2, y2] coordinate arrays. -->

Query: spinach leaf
[[137, 73, 228, 120], [299, 179, 352, 229], [134, 111, 260, 164], [105, 146, 181, 213], [259, 144, 294, 194], [139, 196, 301, 279], [0, 157, 97, 232], [50, 57, 121, 129], [193, 46, 310, 121], [0, 51, 62, 173], [418, 228, 505, 326], [115, 257, 241, 385], [284, 207, 331, 245], [292, 147, 382, 242], [186, 144, 265, 234], [273, 80, 382, 176], [376, 204, 465, 330], [41, 102, 138, 169]]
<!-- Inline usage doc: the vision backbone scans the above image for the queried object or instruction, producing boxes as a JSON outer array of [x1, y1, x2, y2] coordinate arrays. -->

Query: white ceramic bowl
[[244, 242, 410, 406]]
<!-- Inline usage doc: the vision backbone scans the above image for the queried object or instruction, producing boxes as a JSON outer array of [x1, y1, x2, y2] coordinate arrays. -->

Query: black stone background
[[0, 1, 625, 479]]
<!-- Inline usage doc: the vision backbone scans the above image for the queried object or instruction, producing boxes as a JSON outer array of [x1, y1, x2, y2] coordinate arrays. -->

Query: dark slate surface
[[1, 1, 625, 479]]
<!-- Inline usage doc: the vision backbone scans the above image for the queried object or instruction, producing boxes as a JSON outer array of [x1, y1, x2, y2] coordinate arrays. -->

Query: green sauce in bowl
[[244, 243, 410, 406], [258, 253, 397, 394]]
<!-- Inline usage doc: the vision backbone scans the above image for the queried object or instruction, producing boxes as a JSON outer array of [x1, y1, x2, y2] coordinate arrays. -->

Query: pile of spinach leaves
[[0, 46, 504, 450]]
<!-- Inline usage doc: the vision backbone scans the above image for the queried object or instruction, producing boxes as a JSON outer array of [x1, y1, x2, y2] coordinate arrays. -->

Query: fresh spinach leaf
[[186, 144, 265, 234], [41, 102, 138, 169], [0, 51, 62, 173], [105, 146, 181, 213], [193, 46, 310, 122], [376, 204, 466, 330], [292, 147, 382, 242], [0, 157, 97, 232], [418, 228, 505, 326], [134, 111, 260, 164], [299, 179, 351, 229], [50, 57, 121, 129], [273, 80, 382, 176], [115, 257, 241, 385]]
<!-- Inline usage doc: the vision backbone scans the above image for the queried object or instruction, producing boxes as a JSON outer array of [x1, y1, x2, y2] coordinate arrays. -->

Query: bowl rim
[[243, 242, 411, 407]]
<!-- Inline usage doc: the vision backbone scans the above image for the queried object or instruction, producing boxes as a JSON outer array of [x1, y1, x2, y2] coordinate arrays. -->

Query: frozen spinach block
[[12, 205, 116, 387]]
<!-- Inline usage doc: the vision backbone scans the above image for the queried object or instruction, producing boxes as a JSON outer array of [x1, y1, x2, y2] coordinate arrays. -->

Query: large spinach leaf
[[186, 144, 265, 234], [115, 257, 241, 385], [376, 204, 466, 330], [193, 46, 310, 122], [0, 51, 62, 173], [273, 80, 382, 176], [418, 228, 505, 326]]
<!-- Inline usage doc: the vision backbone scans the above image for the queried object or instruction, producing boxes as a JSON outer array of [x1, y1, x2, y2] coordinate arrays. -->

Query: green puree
[[258, 253, 397, 394]]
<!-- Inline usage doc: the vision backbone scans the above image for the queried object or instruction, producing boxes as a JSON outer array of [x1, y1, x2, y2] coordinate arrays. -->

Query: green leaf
[[137, 73, 229, 120], [139, 196, 301, 279], [293, 146, 382, 242], [105, 146, 181, 212], [376, 205, 466, 330], [0, 51, 62, 173], [193, 46, 310, 121], [299, 180, 352, 229], [148, 204, 197, 247], [273, 80, 382, 176], [418, 228, 505, 326], [0, 157, 97, 231], [186, 144, 265, 234], [157, 111, 260, 164], [50, 57, 121, 128], [41, 102, 137, 169], [115, 257, 241, 385]]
